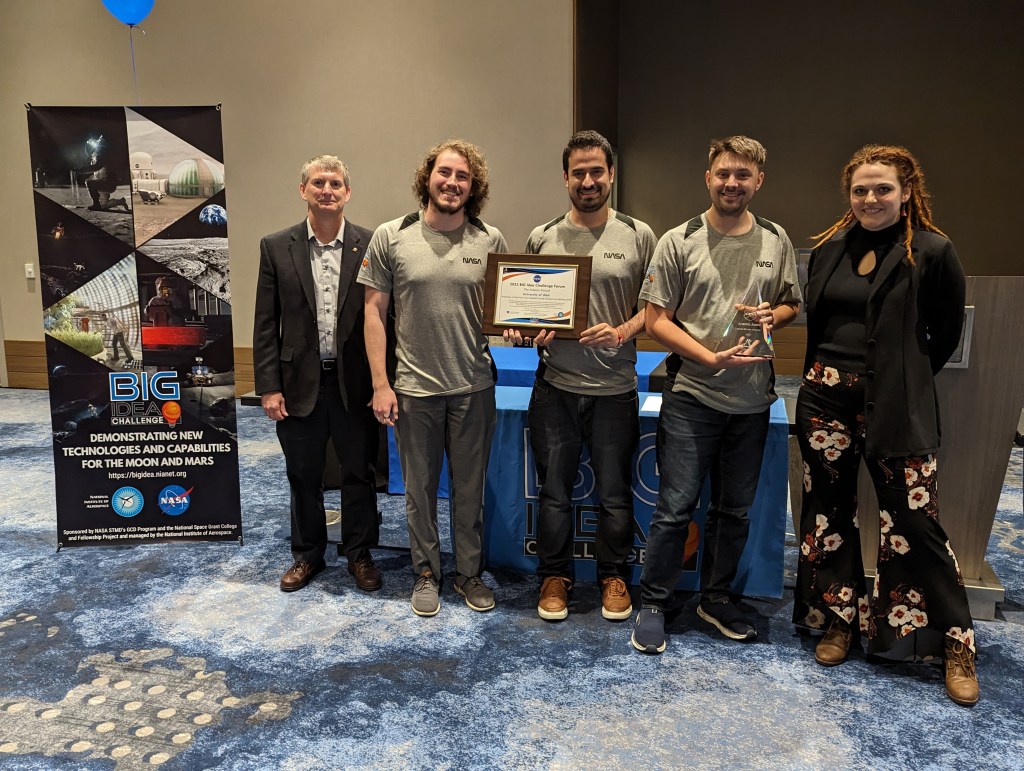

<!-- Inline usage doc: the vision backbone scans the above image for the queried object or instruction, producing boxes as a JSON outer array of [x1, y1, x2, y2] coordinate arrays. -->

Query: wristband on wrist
[[616, 331, 624, 347]]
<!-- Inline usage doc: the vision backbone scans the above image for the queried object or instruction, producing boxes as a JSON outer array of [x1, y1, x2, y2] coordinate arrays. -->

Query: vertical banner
[[27, 106, 242, 547]]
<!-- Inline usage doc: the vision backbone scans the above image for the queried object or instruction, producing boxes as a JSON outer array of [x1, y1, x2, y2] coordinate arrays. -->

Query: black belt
[[320, 359, 338, 372]]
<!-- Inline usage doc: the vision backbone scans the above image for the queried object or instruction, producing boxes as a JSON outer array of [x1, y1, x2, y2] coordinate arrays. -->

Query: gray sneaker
[[411, 571, 440, 617], [454, 574, 495, 612]]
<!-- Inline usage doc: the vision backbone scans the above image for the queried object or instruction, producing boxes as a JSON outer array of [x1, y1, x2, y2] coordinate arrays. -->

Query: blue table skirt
[[490, 347, 666, 390], [388, 386, 789, 598]]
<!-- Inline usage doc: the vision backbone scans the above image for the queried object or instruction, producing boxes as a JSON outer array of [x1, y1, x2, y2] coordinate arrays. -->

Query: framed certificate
[[482, 253, 592, 339]]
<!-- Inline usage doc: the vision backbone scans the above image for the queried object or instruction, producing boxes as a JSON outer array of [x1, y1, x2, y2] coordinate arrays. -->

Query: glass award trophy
[[715, 285, 774, 358]]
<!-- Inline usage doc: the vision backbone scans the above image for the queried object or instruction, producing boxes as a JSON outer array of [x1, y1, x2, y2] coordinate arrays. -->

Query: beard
[[429, 186, 467, 216], [570, 185, 609, 214], [711, 191, 746, 217]]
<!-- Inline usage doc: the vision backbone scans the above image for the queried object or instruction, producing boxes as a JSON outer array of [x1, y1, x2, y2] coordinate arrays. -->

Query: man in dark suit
[[253, 155, 381, 593]]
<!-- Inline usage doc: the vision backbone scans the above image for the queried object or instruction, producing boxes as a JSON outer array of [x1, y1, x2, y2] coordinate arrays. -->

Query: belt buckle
[[320, 359, 337, 372]]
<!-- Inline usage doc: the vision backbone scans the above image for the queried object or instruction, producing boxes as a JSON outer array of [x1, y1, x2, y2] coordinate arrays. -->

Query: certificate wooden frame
[[482, 253, 592, 339]]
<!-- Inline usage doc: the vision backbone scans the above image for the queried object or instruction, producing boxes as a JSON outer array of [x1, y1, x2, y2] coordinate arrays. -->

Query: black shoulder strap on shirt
[[398, 211, 421, 231], [542, 214, 565, 232], [753, 215, 779, 238], [614, 211, 637, 231], [683, 216, 704, 239]]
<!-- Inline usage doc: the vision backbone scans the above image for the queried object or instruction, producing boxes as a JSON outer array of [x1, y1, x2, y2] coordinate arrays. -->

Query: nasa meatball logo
[[158, 484, 193, 516], [533, 274, 542, 283]]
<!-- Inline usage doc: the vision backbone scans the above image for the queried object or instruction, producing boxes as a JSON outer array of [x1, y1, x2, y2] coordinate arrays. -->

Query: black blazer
[[803, 227, 966, 457], [253, 219, 374, 416]]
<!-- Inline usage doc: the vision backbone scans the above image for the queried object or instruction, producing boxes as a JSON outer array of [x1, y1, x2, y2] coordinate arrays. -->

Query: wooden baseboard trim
[[3, 339, 256, 394]]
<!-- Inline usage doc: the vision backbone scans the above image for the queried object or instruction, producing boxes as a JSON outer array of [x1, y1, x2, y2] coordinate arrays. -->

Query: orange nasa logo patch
[[362, 258, 369, 267], [647, 273, 655, 282]]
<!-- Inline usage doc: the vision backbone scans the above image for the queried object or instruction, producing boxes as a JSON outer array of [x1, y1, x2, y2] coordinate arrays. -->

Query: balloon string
[[129, 24, 139, 106]]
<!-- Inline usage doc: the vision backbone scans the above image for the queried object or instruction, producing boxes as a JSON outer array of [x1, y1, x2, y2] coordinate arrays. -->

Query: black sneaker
[[696, 598, 756, 641], [630, 607, 666, 654]]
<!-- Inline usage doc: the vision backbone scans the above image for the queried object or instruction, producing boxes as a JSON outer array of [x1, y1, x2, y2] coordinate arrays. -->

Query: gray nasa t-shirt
[[527, 211, 656, 395], [358, 211, 508, 397], [640, 212, 801, 413]]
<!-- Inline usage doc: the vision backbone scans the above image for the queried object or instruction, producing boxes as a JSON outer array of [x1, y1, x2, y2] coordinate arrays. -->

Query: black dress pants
[[276, 372, 379, 566]]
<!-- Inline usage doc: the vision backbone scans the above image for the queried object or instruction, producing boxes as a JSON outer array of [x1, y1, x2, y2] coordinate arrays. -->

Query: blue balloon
[[101, 0, 155, 26]]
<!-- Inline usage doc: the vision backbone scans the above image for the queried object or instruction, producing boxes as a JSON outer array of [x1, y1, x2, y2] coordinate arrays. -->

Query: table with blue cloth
[[488, 347, 668, 389], [386, 348, 666, 495], [387, 373, 790, 598]]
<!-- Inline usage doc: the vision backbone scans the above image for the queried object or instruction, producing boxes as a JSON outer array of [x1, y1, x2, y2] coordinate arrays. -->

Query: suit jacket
[[803, 226, 965, 457], [253, 219, 374, 416]]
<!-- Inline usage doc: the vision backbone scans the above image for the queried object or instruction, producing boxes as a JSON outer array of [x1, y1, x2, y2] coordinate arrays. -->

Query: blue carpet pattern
[[0, 387, 1022, 770]]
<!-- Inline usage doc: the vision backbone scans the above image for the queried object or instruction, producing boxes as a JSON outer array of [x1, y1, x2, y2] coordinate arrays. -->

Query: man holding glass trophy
[[631, 136, 801, 654]]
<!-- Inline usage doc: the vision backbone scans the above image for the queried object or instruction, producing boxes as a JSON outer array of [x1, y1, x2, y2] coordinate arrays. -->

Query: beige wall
[[0, 0, 573, 381]]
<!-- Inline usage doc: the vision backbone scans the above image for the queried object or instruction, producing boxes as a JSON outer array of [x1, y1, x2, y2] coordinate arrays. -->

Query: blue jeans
[[528, 377, 639, 580], [640, 388, 769, 608]]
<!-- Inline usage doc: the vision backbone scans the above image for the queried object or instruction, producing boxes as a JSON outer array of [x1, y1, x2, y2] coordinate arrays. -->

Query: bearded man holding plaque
[[505, 130, 656, 623], [630, 136, 801, 654]]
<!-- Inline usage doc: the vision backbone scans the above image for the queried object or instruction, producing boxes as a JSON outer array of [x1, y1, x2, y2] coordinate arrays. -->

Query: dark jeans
[[276, 372, 379, 566], [640, 388, 769, 608], [528, 377, 639, 581]]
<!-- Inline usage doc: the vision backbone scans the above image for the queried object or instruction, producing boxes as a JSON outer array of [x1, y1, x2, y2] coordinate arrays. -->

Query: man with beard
[[359, 139, 507, 617], [505, 130, 656, 623], [631, 136, 801, 653]]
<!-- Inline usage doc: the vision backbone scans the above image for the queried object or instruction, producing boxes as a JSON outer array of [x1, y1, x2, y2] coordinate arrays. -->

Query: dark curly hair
[[413, 139, 490, 220]]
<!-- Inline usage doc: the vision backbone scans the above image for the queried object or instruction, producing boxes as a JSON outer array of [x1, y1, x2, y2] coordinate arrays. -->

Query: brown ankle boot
[[944, 640, 979, 706], [815, 617, 852, 666]]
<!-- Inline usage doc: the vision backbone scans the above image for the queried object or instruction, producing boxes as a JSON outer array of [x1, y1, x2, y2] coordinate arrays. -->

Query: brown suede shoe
[[280, 560, 323, 592], [945, 640, 979, 706], [600, 576, 633, 621], [538, 576, 572, 621], [815, 617, 852, 666], [348, 556, 383, 592]]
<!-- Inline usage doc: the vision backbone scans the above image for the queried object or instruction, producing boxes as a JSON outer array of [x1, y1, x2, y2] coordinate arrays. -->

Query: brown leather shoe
[[348, 556, 383, 592], [538, 576, 572, 621], [945, 640, 979, 706], [280, 560, 323, 592], [600, 576, 633, 621], [815, 617, 852, 666]]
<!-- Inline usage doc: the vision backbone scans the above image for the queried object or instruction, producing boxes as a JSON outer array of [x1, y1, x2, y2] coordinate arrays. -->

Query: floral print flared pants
[[792, 362, 975, 658]]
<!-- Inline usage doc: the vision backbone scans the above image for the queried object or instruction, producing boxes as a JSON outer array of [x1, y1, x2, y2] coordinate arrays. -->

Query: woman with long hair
[[793, 145, 978, 705]]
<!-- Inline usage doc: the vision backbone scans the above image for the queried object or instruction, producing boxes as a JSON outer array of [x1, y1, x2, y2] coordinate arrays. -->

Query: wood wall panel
[[4, 339, 257, 397], [234, 347, 254, 397], [5, 340, 47, 389]]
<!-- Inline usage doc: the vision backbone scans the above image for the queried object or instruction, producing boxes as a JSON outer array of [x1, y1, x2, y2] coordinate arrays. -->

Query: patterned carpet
[[1, 387, 1022, 770]]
